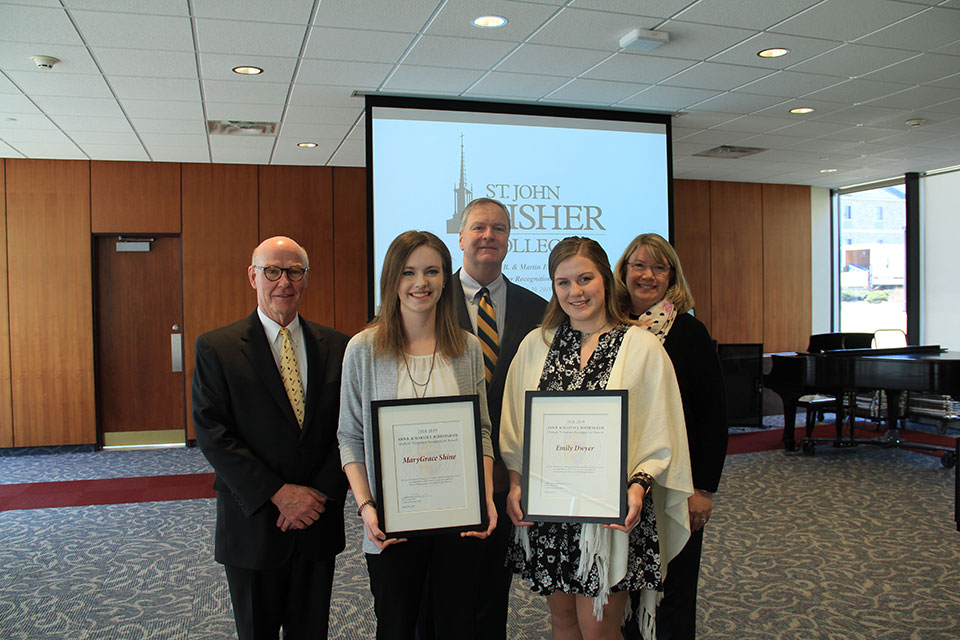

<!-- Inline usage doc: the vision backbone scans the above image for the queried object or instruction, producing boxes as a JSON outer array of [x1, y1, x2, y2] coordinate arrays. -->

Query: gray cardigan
[[337, 327, 493, 554]]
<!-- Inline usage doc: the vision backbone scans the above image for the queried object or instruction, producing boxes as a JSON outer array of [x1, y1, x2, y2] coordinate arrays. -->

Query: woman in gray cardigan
[[338, 230, 496, 640]]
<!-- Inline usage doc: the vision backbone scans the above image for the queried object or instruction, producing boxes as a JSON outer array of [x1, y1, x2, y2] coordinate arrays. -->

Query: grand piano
[[765, 344, 960, 530]]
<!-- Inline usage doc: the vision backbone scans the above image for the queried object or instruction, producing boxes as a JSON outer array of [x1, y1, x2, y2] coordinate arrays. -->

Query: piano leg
[[782, 396, 799, 451], [882, 389, 902, 446]]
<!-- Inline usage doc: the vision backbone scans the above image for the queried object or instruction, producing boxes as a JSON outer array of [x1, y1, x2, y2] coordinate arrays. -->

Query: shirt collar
[[256, 307, 301, 344], [459, 269, 505, 303]]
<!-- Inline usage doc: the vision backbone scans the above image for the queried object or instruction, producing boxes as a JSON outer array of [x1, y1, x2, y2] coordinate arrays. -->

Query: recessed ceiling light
[[232, 66, 263, 75], [473, 15, 507, 28], [757, 48, 789, 58], [820, 169, 838, 173], [297, 142, 318, 148], [790, 107, 814, 114]]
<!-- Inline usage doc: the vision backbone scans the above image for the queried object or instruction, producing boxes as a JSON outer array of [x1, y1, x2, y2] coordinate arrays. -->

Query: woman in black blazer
[[614, 233, 728, 640]]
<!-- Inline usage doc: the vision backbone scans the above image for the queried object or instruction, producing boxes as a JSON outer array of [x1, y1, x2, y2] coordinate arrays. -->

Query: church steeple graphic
[[447, 134, 474, 233]]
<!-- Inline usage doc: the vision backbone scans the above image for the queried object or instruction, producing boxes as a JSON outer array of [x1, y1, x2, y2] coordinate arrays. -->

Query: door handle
[[171, 333, 183, 372]]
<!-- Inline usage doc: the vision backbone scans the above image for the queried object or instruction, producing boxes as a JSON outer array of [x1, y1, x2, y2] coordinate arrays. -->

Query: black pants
[[367, 534, 481, 640], [624, 527, 705, 640], [224, 549, 336, 640]]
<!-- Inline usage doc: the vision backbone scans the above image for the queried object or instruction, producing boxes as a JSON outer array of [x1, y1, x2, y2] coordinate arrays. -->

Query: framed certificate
[[521, 390, 628, 524], [372, 394, 487, 538]]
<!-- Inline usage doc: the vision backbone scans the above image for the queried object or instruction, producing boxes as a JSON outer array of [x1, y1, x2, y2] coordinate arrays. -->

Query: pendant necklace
[[578, 322, 611, 342], [402, 344, 437, 398]]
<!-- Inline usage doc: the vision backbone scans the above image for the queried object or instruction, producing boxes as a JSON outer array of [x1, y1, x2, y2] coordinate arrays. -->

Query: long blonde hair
[[372, 230, 466, 359], [541, 237, 628, 343], [614, 233, 695, 315]]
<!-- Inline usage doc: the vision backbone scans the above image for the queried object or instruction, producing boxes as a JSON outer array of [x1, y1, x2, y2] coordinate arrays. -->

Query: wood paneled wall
[[181, 164, 260, 441], [258, 166, 335, 326], [91, 162, 181, 234], [673, 180, 712, 331], [0, 162, 11, 447], [5, 160, 96, 447], [0, 159, 810, 447], [674, 179, 811, 353]]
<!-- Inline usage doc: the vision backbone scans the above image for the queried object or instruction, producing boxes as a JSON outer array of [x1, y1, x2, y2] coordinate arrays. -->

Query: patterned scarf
[[631, 298, 677, 344]]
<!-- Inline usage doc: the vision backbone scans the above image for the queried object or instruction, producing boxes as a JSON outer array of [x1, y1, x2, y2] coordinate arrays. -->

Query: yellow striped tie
[[476, 288, 499, 384], [279, 327, 305, 427]]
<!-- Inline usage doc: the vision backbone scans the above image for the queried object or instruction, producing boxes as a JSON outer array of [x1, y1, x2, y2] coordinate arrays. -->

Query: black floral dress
[[506, 321, 663, 597]]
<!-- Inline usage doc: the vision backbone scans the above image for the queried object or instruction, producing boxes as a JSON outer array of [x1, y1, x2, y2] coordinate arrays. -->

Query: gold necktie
[[279, 327, 305, 427], [476, 288, 499, 384]]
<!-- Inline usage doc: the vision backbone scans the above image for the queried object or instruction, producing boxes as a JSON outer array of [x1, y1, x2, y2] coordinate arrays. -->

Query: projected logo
[[446, 134, 473, 234]]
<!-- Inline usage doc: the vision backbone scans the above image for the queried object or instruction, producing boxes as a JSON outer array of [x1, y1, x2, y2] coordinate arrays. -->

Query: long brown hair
[[541, 236, 628, 343], [372, 230, 466, 359], [613, 233, 695, 315]]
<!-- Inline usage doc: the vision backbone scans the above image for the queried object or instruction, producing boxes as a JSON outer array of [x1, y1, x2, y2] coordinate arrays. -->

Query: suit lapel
[[239, 312, 301, 430], [452, 269, 473, 334]]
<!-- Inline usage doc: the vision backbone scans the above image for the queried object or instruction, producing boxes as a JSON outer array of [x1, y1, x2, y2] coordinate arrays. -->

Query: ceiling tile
[[329, 139, 365, 166], [496, 43, 611, 76], [570, 0, 690, 19], [121, 97, 203, 119], [403, 35, 516, 69], [49, 114, 132, 132], [0, 42, 99, 74], [198, 53, 297, 82], [861, 53, 960, 85], [9, 141, 86, 158], [856, 7, 960, 51], [95, 48, 199, 79], [313, 0, 441, 32], [427, 0, 559, 40], [788, 43, 918, 78], [707, 33, 842, 69], [205, 102, 283, 121], [867, 85, 960, 110], [288, 84, 363, 108], [752, 98, 849, 118], [0, 5, 83, 46], [0, 113, 56, 130], [273, 140, 340, 164], [139, 132, 208, 147], [283, 105, 364, 125], [383, 65, 486, 93], [711, 114, 802, 134], [651, 20, 758, 61], [296, 59, 392, 88], [929, 71, 960, 90], [62, 0, 187, 15], [210, 135, 274, 164], [201, 79, 288, 105], [661, 62, 774, 91], [5, 70, 112, 98], [581, 53, 695, 84], [31, 95, 123, 116], [770, 0, 922, 41], [81, 143, 148, 161], [772, 120, 858, 138], [620, 86, 724, 111], [544, 78, 650, 105], [674, 0, 821, 30], [191, 0, 313, 24], [303, 27, 414, 63], [688, 91, 787, 113], [110, 76, 201, 101], [0, 93, 45, 114], [531, 8, 660, 51], [0, 127, 76, 143], [464, 70, 569, 99], [128, 118, 208, 135], [195, 19, 307, 57], [72, 128, 138, 143], [804, 78, 913, 104], [734, 70, 845, 98], [277, 122, 351, 140], [149, 145, 211, 162], [0, 139, 25, 157], [70, 10, 194, 51]]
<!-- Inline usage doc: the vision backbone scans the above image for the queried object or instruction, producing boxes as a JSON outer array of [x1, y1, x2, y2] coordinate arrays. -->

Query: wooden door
[[95, 236, 185, 438]]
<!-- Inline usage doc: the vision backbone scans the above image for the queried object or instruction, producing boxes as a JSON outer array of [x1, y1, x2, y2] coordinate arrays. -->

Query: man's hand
[[271, 484, 328, 531]]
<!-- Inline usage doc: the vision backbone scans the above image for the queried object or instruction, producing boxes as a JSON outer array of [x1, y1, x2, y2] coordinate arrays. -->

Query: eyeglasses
[[627, 262, 670, 277], [254, 265, 308, 282]]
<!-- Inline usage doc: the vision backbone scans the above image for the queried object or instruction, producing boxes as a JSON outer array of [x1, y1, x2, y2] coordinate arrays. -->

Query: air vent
[[693, 145, 766, 159], [207, 120, 278, 136]]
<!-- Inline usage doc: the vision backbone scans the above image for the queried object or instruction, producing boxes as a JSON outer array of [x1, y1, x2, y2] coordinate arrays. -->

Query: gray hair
[[459, 197, 511, 233]]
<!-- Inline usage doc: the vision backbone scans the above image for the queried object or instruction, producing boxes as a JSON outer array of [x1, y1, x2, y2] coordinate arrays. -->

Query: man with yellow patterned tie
[[193, 236, 349, 640], [448, 199, 547, 639]]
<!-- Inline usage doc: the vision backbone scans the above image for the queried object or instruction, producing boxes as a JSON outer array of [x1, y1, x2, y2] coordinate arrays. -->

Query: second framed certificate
[[521, 390, 628, 524], [372, 394, 487, 538]]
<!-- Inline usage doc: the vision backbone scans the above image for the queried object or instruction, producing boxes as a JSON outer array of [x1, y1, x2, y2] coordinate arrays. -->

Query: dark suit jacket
[[452, 270, 547, 489], [192, 311, 349, 570]]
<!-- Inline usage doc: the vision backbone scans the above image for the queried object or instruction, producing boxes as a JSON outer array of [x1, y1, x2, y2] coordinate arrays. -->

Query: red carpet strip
[[1, 425, 954, 512], [0, 472, 215, 511]]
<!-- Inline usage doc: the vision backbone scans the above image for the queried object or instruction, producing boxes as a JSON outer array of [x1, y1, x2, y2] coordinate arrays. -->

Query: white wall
[[922, 170, 960, 350], [810, 187, 832, 334]]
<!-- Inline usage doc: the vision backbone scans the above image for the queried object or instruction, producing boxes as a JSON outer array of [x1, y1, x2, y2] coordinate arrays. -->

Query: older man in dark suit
[[193, 236, 349, 640], [453, 198, 547, 638]]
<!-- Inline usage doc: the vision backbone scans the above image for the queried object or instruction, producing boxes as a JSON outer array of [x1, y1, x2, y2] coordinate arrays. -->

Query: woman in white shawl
[[500, 236, 692, 640]]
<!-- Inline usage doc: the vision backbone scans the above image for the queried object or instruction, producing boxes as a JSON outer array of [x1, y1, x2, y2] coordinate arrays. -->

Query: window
[[836, 185, 906, 333]]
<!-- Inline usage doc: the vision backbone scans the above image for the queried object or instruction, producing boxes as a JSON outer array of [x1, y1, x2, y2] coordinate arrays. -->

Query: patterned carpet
[[1, 441, 958, 639]]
